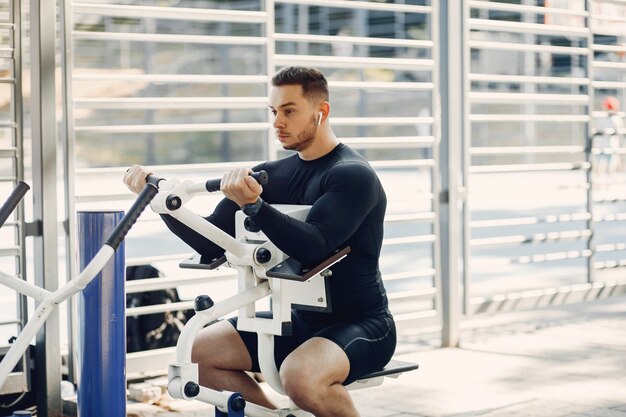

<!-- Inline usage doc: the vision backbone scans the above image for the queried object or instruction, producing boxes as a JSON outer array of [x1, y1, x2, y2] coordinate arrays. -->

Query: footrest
[[179, 253, 227, 270], [357, 359, 419, 381]]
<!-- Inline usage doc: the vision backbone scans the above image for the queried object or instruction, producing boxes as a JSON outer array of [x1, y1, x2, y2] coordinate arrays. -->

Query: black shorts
[[227, 311, 396, 385]]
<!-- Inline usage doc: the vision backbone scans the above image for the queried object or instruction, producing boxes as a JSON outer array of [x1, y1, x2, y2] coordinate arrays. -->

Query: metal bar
[[469, 92, 589, 104], [470, 114, 590, 122], [275, 0, 432, 14], [61, 0, 80, 385], [126, 253, 209, 266], [470, 229, 592, 247], [586, 0, 596, 285], [471, 212, 592, 228], [469, 0, 589, 17], [9, 5, 27, 396], [468, 18, 590, 37], [469, 162, 589, 173], [0, 148, 17, 157], [595, 212, 626, 222], [470, 249, 592, 268], [382, 235, 436, 246], [74, 122, 270, 133], [75, 160, 266, 176], [593, 44, 626, 54], [469, 146, 584, 155], [429, 0, 444, 333], [73, 31, 268, 46], [73, 73, 268, 83], [596, 260, 626, 269], [273, 32, 433, 48], [438, 0, 463, 348], [592, 61, 626, 70], [332, 117, 434, 125], [369, 160, 435, 169], [265, 0, 277, 162], [469, 73, 589, 85], [30, 0, 61, 413], [72, 3, 268, 23], [330, 80, 434, 90], [384, 269, 436, 281], [126, 347, 175, 376], [386, 212, 436, 222], [73, 97, 268, 110], [593, 81, 626, 89], [126, 301, 194, 316], [341, 136, 435, 149], [592, 110, 626, 118], [469, 40, 589, 55], [591, 13, 626, 23], [274, 54, 435, 70], [595, 242, 626, 253], [125, 274, 232, 293], [388, 288, 437, 302]]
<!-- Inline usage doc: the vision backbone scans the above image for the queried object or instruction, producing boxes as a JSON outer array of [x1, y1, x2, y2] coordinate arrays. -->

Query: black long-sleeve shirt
[[161, 143, 390, 321]]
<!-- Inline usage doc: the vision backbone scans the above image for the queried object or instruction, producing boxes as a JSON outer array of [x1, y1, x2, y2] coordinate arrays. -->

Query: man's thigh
[[281, 336, 351, 386], [315, 315, 396, 384], [227, 312, 314, 373], [192, 319, 253, 371]]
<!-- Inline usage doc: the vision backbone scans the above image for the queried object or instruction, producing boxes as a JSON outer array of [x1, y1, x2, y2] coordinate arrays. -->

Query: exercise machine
[[0, 180, 158, 387], [146, 171, 418, 417]]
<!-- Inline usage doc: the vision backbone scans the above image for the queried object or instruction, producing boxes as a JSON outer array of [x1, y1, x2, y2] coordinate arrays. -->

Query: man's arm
[[160, 197, 239, 259], [252, 162, 381, 266]]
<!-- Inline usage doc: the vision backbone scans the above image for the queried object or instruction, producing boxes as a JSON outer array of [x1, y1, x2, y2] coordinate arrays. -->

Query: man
[[124, 66, 395, 417]]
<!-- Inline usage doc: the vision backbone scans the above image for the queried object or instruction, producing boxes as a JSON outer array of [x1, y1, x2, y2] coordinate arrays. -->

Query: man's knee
[[280, 362, 323, 410]]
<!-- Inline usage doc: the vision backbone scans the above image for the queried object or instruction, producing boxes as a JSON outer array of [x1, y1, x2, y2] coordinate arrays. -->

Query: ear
[[317, 101, 330, 126]]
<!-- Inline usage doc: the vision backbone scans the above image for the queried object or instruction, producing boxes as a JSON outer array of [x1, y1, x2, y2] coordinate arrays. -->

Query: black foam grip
[[105, 183, 158, 250], [0, 181, 30, 229], [146, 174, 164, 187], [205, 170, 269, 192]]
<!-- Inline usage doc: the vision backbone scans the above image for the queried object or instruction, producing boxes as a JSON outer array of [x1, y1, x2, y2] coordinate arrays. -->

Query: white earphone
[[317, 112, 323, 126]]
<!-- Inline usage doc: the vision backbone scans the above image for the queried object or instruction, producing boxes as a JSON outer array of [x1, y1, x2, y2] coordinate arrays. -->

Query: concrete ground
[[125, 294, 626, 417]]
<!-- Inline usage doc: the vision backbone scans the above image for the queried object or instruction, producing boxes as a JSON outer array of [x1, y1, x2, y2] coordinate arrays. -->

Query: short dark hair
[[271, 66, 329, 102]]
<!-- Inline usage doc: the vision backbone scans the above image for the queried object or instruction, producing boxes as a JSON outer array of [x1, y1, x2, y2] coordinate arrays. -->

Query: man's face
[[269, 84, 319, 152]]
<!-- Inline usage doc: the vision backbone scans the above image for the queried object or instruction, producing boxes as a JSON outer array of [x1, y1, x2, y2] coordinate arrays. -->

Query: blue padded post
[[77, 210, 126, 417]]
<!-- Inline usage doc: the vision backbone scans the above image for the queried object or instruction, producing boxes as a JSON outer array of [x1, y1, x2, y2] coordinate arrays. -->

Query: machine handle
[[145, 171, 268, 193], [0, 181, 30, 229], [205, 170, 268, 192], [146, 174, 165, 187], [105, 183, 159, 250]]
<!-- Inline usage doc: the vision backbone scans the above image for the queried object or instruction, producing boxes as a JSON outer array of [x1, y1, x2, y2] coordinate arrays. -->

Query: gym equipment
[[146, 171, 418, 417], [0, 181, 29, 229], [0, 180, 158, 389]]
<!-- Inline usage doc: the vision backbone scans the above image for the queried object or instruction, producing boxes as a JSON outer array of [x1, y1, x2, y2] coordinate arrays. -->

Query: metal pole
[[30, 0, 62, 414], [438, 0, 464, 348], [585, 0, 596, 284], [77, 211, 126, 417]]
